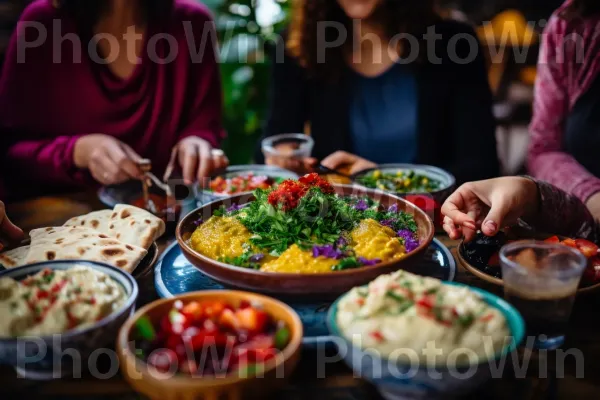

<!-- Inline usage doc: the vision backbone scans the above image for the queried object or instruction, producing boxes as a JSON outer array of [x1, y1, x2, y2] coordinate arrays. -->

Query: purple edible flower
[[226, 203, 244, 213], [404, 238, 419, 253], [335, 236, 348, 248], [249, 253, 265, 263], [358, 257, 381, 266], [354, 199, 368, 211], [380, 219, 394, 228], [193, 217, 204, 226], [397, 229, 419, 253], [312, 244, 344, 259], [387, 204, 399, 213]]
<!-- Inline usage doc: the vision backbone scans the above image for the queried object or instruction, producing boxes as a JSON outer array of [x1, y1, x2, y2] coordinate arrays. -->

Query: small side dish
[[208, 173, 282, 195], [356, 170, 441, 193], [462, 232, 600, 287], [132, 299, 291, 376], [0, 266, 126, 337], [336, 270, 510, 363], [189, 174, 420, 274]]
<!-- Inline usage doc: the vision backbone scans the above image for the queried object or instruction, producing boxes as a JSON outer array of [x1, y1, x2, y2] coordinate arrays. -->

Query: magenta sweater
[[0, 0, 224, 199]]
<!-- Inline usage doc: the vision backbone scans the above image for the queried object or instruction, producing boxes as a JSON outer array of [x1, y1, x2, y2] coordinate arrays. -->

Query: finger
[[441, 192, 477, 231], [350, 160, 377, 175], [481, 200, 509, 237], [0, 202, 24, 241], [105, 141, 142, 179], [90, 149, 125, 185], [197, 142, 213, 180], [179, 144, 199, 185], [321, 151, 356, 170], [164, 146, 179, 182], [462, 209, 479, 242], [212, 155, 228, 172]]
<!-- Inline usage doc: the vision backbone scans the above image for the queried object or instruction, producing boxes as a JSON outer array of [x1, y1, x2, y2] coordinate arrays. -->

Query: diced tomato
[[147, 349, 178, 373], [370, 331, 385, 342], [487, 252, 500, 267], [235, 308, 270, 333], [233, 334, 276, 366], [544, 235, 560, 244], [181, 326, 231, 351], [416, 295, 434, 309], [219, 308, 240, 330], [239, 300, 251, 309], [561, 238, 578, 248], [203, 301, 227, 320], [575, 239, 599, 258], [181, 301, 203, 320], [161, 310, 190, 335], [583, 256, 600, 284], [37, 290, 49, 299]]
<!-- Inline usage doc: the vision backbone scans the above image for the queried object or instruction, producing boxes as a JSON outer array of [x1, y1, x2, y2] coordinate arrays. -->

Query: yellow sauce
[[261, 244, 338, 274], [350, 219, 406, 262], [190, 216, 252, 260]]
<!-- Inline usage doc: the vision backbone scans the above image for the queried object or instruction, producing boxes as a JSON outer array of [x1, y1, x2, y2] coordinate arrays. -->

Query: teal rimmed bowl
[[327, 282, 525, 399]]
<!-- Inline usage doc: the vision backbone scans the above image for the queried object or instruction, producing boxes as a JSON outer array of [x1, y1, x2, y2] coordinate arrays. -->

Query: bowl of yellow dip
[[0, 261, 138, 380], [327, 270, 525, 399]]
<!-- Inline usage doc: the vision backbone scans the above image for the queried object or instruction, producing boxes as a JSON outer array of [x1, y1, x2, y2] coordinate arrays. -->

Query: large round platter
[[176, 184, 435, 298]]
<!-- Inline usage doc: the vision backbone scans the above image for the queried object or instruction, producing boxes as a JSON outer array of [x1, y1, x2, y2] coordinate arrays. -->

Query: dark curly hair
[[287, 0, 438, 79], [561, 0, 600, 20], [55, 0, 174, 31]]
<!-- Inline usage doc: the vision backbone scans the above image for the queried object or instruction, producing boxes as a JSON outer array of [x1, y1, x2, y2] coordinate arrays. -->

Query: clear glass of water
[[500, 240, 587, 350]]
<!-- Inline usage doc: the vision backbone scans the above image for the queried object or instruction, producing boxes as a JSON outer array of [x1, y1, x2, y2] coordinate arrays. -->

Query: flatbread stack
[[0, 204, 165, 273]]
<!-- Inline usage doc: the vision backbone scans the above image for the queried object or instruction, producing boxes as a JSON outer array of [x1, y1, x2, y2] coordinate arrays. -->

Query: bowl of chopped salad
[[197, 165, 298, 205], [176, 173, 435, 297], [353, 164, 456, 228], [117, 290, 302, 400]]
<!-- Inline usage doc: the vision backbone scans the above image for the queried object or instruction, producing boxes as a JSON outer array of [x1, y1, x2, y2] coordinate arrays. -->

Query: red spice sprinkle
[[356, 298, 365, 306], [51, 280, 67, 293], [370, 331, 385, 342], [480, 314, 494, 323]]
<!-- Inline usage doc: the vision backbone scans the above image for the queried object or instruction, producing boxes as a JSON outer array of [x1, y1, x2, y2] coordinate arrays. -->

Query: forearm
[[523, 178, 600, 242], [5, 135, 91, 187]]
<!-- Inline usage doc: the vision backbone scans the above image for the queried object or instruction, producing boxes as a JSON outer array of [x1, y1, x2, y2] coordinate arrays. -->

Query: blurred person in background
[[260, 0, 499, 184], [528, 0, 600, 220], [0, 0, 227, 200]]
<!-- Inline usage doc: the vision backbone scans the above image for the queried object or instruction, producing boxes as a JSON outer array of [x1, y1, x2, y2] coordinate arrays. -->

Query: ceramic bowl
[[0, 261, 138, 380], [197, 165, 299, 205], [327, 282, 525, 399], [353, 164, 456, 228], [176, 184, 435, 298], [117, 290, 303, 400]]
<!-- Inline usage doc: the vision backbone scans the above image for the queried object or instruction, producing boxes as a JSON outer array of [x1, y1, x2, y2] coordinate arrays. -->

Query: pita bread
[[0, 246, 30, 269], [107, 204, 165, 249], [63, 210, 112, 233], [25, 227, 147, 273]]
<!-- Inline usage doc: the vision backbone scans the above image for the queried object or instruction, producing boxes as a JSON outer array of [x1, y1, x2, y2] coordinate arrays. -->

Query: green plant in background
[[203, 0, 292, 164]]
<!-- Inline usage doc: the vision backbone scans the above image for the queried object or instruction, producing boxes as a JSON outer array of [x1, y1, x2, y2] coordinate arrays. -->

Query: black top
[[565, 72, 600, 178], [258, 20, 500, 185]]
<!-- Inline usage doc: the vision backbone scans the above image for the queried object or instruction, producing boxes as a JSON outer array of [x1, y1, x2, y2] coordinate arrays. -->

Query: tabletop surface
[[2, 193, 599, 400]]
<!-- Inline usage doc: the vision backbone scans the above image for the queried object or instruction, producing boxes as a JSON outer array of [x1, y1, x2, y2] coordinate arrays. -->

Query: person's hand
[[320, 151, 377, 175], [264, 142, 315, 174], [441, 177, 539, 242], [74, 134, 143, 185], [0, 201, 24, 249], [168, 137, 229, 185], [586, 192, 600, 222]]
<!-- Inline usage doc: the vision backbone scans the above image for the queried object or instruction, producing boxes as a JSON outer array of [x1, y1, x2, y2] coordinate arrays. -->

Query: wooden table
[[3, 193, 599, 399]]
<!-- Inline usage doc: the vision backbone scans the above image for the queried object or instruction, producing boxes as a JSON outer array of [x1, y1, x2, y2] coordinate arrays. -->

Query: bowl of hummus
[[327, 271, 525, 399], [0, 261, 138, 380]]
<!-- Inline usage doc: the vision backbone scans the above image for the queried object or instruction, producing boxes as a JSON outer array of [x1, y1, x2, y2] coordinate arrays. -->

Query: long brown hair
[[561, 0, 600, 20], [55, 0, 174, 30], [287, 0, 438, 79]]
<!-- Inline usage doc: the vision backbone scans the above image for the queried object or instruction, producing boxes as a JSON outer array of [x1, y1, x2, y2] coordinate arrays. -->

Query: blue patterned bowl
[[327, 282, 525, 399], [0, 261, 138, 380]]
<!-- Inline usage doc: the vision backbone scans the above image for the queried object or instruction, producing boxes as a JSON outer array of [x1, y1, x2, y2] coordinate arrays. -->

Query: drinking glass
[[261, 133, 314, 173], [500, 240, 587, 350]]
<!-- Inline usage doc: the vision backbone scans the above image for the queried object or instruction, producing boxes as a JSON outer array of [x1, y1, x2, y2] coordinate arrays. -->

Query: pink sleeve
[[177, 14, 225, 148], [527, 15, 600, 203], [4, 135, 91, 187]]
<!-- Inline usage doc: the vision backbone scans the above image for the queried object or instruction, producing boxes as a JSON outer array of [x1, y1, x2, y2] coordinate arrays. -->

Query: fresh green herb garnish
[[386, 290, 406, 303], [219, 250, 262, 270], [457, 314, 475, 327], [332, 257, 363, 271]]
